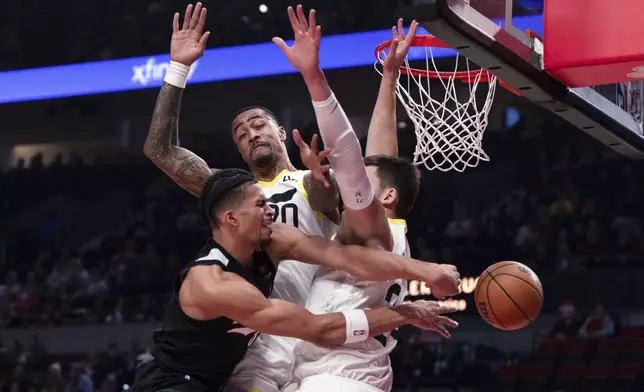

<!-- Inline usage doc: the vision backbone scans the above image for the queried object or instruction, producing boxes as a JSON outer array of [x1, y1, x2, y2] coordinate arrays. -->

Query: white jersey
[[226, 169, 337, 392], [293, 219, 410, 392], [259, 169, 336, 304]]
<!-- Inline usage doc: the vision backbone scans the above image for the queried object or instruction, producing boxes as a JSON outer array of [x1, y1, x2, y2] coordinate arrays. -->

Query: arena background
[[1, 0, 644, 391]]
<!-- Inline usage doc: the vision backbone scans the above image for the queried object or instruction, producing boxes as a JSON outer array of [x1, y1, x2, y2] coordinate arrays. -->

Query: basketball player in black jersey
[[133, 168, 458, 392]]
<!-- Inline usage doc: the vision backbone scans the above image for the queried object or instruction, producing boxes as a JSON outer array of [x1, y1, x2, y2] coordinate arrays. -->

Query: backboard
[[413, 0, 644, 158]]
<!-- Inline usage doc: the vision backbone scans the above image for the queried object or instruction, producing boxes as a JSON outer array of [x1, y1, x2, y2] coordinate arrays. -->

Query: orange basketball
[[473, 261, 543, 330]]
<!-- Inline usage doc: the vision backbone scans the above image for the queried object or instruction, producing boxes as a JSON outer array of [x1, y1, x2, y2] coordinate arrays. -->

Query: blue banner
[[0, 15, 542, 104]]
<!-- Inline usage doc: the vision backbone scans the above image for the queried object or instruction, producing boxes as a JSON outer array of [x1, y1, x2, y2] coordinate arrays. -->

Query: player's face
[[233, 184, 275, 246], [232, 109, 286, 169], [366, 165, 398, 212]]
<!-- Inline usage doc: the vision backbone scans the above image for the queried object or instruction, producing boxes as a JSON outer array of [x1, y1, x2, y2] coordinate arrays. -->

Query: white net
[[375, 44, 498, 172]]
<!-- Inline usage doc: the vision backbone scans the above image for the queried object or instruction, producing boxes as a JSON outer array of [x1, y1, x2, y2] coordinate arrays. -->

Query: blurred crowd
[[0, 0, 538, 71]]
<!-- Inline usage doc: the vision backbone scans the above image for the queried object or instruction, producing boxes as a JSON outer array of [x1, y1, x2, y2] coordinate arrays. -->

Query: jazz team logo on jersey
[[267, 188, 297, 203], [282, 174, 298, 183]]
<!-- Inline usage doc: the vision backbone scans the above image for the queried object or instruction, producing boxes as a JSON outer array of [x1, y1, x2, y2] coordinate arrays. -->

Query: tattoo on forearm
[[144, 82, 213, 196]]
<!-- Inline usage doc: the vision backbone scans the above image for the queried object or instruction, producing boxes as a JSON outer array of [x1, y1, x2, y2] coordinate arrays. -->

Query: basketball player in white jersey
[[273, 6, 458, 298], [144, 4, 461, 392], [287, 18, 438, 392]]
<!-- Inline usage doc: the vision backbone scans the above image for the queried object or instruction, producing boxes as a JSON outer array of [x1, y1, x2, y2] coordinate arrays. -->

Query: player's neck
[[212, 230, 255, 267], [253, 155, 296, 182]]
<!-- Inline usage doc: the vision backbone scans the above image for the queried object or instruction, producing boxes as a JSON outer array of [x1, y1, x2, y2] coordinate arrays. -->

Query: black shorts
[[132, 361, 221, 392]]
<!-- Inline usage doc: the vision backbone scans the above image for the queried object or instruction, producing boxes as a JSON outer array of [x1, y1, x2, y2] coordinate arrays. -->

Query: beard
[[253, 152, 277, 168]]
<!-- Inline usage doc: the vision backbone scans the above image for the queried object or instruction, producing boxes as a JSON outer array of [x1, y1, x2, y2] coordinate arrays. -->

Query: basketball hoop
[[375, 35, 519, 172]]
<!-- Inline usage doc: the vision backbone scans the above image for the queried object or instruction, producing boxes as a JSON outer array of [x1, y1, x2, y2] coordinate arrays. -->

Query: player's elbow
[[143, 139, 159, 159]]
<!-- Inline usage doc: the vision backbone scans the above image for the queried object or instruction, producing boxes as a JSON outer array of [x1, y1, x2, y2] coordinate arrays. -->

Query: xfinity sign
[[0, 14, 543, 104], [131, 58, 199, 86]]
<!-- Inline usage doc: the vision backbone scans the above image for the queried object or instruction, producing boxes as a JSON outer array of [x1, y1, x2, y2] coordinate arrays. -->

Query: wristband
[[164, 61, 191, 88], [342, 309, 369, 344]]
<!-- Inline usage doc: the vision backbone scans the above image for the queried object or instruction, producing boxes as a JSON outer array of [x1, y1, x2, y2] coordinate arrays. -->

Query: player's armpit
[[143, 82, 215, 197], [303, 170, 340, 223]]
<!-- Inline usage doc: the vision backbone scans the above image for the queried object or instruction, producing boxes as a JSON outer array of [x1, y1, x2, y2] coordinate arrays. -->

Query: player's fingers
[[308, 9, 316, 36], [297, 5, 308, 30], [195, 6, 207, 35], [199, 31, 211, 48], [318, 148, 330, 162], [437, 316, 459, 328], [434, 324, 451, 339], [407, 20, 419, 43], [391, 26, 396, 41], [397, 18, 404, 40], [189, 2, 202, 30], [292, 129, 307, 150], [314, 25, 322, 43], [272, 37, 290, 54], [309, 134, 320, 152], [182, 4, 193, 30], [437, 304, 459, 314], [172, 12, 180, 34], [287, 6, 300, 33], [388, 39, 400, 58]]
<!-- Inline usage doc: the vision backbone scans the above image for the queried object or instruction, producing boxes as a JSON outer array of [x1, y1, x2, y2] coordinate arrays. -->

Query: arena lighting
[[406, 276, 480, 311], [0, 15, 542, 104], [259, 4, 268, 13]]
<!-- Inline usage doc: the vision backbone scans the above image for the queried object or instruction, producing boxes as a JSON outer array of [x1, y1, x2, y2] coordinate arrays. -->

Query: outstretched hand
[[272, 5, 322, 76], [407, 300, 459, 338], [383, 19, 419, 74], [170, 2, 211, 66], [293, 129, 331, 187]]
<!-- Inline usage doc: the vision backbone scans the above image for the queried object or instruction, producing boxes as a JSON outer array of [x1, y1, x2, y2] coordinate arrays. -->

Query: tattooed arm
[[143, 82, 215, 197]]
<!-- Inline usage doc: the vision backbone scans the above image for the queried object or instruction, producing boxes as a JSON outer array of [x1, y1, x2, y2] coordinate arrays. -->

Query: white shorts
[[225, 332, 297, 392], [293, 338, 395, 392], [297, 374, 386, 392]]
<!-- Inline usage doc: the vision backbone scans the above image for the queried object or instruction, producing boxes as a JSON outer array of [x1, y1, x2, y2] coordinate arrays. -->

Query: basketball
[[474, 261, 543, 330]]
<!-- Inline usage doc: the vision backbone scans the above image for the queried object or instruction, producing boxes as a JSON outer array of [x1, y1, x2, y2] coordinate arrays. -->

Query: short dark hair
[[364, 155, 420, 218], [233, 106, 280, 126], [199, 168, 257, 228]]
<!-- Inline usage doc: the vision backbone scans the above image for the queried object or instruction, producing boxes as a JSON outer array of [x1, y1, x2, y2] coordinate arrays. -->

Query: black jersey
[[133, 238, 275, 392]]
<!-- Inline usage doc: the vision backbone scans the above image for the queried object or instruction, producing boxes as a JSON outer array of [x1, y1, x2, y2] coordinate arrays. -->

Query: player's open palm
[[273, 5, 322, 76], [408, 300, 459, 338], [293, 129, 331, 187], [170, 2, 211, 66], [383, 19, 419, 74]]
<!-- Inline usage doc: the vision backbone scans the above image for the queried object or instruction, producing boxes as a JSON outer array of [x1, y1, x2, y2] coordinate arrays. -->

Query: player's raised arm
[[273, 5, 393, 250], [143, 3, 214, 197], [181, 264, 459, 343], [267, 223, 461, 298], [366, 20, 418, 158]]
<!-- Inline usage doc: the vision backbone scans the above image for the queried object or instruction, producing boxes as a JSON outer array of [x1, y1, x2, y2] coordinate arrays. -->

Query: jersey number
[[269, 203, 299, 228], [385, 283, 404, 306]]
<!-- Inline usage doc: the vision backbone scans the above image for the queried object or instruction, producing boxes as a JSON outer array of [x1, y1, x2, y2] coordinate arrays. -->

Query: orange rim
[[375, 34, 521, 96]]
